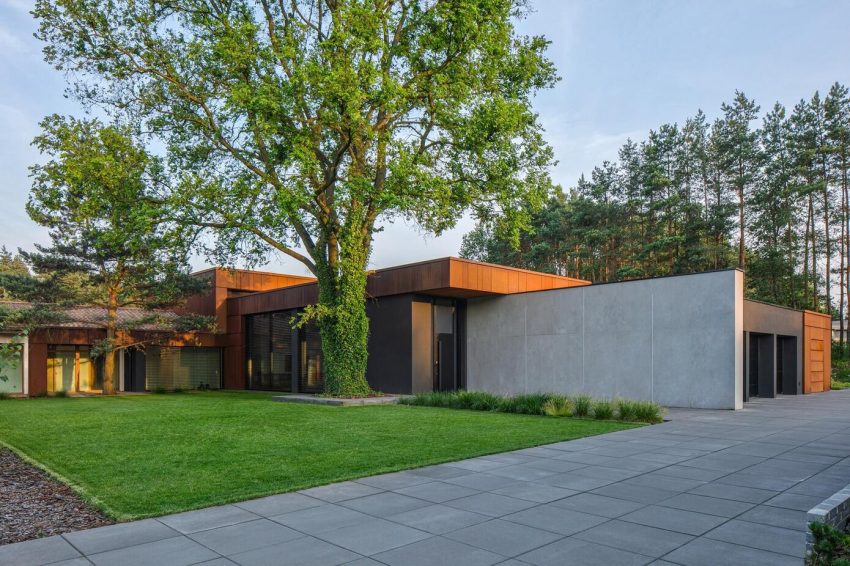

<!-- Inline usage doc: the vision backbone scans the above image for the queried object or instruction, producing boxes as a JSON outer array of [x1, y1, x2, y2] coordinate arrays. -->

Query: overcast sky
[[1, 0, 849, 275]]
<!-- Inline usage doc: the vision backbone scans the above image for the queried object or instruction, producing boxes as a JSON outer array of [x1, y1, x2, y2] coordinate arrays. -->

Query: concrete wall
[[466, 270, 744, 409]]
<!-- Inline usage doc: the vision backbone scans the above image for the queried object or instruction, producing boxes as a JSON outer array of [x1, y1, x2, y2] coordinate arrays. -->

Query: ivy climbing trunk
[[314, 230, 373, 398]]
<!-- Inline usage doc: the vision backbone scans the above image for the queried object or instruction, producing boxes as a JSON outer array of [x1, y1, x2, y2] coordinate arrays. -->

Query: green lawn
[[0, 392, 636, 520]]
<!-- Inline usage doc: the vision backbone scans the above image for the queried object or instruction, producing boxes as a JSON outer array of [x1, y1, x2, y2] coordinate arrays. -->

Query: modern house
[[0, 258, 832, 409]]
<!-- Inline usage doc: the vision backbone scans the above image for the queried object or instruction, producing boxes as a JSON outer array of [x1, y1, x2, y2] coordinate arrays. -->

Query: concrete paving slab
[[704, 519, 806, 557], [618, 505, 727, 536], [550, 492, 646, 518], [234, 492, 323, 517], [0, 536, 82, 566], [227, 535, 358, 566], [662, 537, 801, 566], [298, 481, 383, 503], [392, 480, 481, 503], [444, 492, 537, 517], [269, 504, 373, 535], [86, 535, 219, 566], [502, 503, 609, 535], [385, 504, 490, 535], [62, 519, 180, 556], [517, 537, 654, 566], [187, 518, 302, 556], [339, 492, 431, 516], [314, 517, 430, 556], [371, 536, 504, 566], [158, 504, 259, 534], [443, 519, 562, 557], [573, 519, 693, 558]]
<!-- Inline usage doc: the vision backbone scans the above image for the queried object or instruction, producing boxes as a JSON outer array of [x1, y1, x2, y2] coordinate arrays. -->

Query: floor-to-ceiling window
[[145, 347, 222, 390], [298, 319, 323, 393], [47, 345, 102, 393], [247, 310, 298, 391]]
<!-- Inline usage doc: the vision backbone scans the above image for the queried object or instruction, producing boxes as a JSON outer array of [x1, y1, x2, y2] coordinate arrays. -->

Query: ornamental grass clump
[[460, 391, 502, 411], [542, 395, 572, 417], [592, 398, 615, 420], [633, 401, 664, 424], [500, 393, 549, 415], [571, 395, 592, 417], [616, 398, 638, 422]]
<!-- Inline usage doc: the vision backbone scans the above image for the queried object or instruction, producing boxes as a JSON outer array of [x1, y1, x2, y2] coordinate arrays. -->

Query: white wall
[[466, 270, 744, 409]]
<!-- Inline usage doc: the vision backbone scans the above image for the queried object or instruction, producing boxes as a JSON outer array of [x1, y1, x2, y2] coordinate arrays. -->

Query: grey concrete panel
[[466, 270, 744, 408]]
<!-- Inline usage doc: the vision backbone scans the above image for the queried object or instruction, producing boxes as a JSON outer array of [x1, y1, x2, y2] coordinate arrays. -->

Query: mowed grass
[[0, 391, 637, 520]]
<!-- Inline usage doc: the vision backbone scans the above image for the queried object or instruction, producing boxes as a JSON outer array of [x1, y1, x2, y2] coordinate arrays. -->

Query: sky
[[1, 0, 849, 276]]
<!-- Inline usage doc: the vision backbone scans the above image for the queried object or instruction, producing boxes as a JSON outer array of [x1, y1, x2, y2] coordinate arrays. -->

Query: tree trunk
[[314, 234, 372, 398], [103, 289, 118, 395], [738, 185, 746, 270]]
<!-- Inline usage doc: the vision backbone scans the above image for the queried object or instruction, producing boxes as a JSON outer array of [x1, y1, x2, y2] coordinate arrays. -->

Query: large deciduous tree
[[34, 0, 558, 396], [0, 116, 211, 394]]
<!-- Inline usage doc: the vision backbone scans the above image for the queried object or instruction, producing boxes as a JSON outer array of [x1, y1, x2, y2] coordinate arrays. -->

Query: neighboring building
[[832, 320, 849, 342], [0, 258, 832, 409]]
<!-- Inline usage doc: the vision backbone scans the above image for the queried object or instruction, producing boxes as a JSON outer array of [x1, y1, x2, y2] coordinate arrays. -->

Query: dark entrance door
[[433, 303, 457, 391], [776, 335, 798, 395], [124, 349, 146, 392], [747, 333, 776, 399]]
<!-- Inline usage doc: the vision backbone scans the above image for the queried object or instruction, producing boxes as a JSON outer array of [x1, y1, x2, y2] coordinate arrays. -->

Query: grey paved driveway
[[3, 390, 850, 566]]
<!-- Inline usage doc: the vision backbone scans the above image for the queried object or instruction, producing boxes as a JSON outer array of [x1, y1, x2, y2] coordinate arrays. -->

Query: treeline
[[462, 84, 850, 335]]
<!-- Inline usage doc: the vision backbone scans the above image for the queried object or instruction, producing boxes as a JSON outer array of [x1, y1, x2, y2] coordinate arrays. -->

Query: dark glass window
[[298, 318, 324, 393], [246, 310, 297, 391]]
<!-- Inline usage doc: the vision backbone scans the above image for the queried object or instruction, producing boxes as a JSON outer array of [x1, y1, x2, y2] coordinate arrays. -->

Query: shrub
[[32, 390, 48, 398], [54, 390, 68, 398], [571, 395, 592, 417], [172, 387, 185, 394], [0, 392, 10, 401], [153, 387, 167, 394], [633, 401, 664, 424], [807, 521, 850, 565], [592, 398, 615, 420], [543, 395, 572, 417], [616, 398, 638, 422]]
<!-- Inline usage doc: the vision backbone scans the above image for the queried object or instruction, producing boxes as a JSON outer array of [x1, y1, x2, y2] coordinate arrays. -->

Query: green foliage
[[0, 392, 635, 519], [632, 401, 665, 424], [401, 390, 663, 423], [807, 522, 850, 566], [0, 117, 214, 392], [498, 393, 548, 415], [616, 398, 638, 422], [34, 0, 559, 397], [543, 395, 573, 417], [592, 398, 615, 420], [0, 392, 10, 401], [461, 84, 850, 315], [0, 246, 30, 300], [53, 390, 68, 398], [571, 395, 592, 417]]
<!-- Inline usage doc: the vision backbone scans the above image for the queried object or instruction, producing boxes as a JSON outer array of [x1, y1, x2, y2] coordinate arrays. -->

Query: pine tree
[[716, 92, 761, 271]]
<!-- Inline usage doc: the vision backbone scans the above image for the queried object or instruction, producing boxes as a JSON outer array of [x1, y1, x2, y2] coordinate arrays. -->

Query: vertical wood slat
[[803, 311, 832, 394]]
